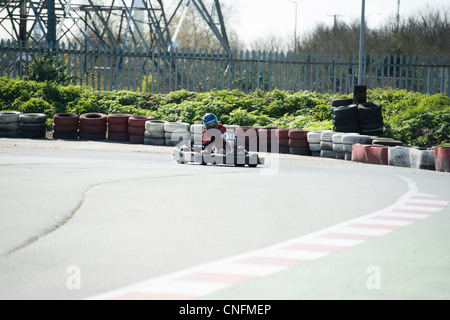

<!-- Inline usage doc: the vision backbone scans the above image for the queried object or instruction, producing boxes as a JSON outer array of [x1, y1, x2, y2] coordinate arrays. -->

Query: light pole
[[286, 0, 298, 52], [358, 0, 365, 85]]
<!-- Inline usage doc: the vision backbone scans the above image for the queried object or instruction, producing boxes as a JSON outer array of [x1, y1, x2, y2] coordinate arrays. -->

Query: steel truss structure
[[0, 0, 230, 51]]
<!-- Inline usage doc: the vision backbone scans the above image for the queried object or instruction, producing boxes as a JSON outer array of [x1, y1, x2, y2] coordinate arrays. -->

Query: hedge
[[0, 77, 448, 148]]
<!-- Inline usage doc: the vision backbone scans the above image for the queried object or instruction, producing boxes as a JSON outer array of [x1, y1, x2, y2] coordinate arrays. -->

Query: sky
[[226, 0, 450, 47]]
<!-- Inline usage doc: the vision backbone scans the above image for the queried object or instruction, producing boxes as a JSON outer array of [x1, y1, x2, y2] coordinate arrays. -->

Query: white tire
[[144, 131, 165, 139], [388, 146, 411, 167], [320, 149, 336, 158], [307, 131, 322, 143], [144, 138, 165, 146], [320, 140, 333, 150], [335, 152, 345, 160], [320, 130, 334, 142], [342, 134, 372, 144], [309, 143, 321, 152], [0, 111, 22, 123], [410, 148, 435, 170], [224, 125, 237, 133], [0, 122, 20, 131], [190, 124, 204, 134], [145, 120, 166, 132], [333, 143, 345, 152], [332, 132, 357, 143], [165, 131, 190, 141], [165, 122, 190, 133]]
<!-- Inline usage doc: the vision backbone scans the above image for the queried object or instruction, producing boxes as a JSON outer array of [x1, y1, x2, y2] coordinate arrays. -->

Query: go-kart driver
[[202, 113, 227, 149]]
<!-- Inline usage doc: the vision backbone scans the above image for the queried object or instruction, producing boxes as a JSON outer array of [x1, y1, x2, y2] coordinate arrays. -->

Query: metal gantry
[[0, 0, 230, 52]]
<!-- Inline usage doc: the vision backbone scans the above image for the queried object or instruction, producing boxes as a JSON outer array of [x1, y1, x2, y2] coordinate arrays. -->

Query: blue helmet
[[203, 113, 218, 129]]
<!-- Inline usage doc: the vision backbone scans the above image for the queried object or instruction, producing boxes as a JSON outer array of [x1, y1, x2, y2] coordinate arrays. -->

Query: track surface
[[0, 138, 449, 300]]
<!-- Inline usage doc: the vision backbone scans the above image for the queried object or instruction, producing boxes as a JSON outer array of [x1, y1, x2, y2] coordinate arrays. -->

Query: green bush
[[0, 77, 448, 148]]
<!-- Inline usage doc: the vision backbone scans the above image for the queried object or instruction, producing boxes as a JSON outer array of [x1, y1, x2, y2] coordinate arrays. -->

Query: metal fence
[[1, 40, 449, 96]]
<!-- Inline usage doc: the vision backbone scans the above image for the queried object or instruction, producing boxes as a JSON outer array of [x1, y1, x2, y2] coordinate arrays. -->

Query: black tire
[[333, 124, 360, 133], [53, 131, 79, 140], [20, 113, 47, 124], [19, 130, 46, 139], [19, 123, 47, 132], [331, 98, 354, 108]]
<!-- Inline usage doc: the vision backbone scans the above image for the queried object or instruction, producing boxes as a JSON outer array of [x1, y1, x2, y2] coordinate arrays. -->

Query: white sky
[[226, 0, 450, 47]]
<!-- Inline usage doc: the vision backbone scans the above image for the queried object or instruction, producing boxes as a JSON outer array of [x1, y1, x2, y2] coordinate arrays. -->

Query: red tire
[[53, 124, 78, 133], [107, 114, 133, 125], [108, 132, 129, 141], [53, 113, 79, 126], [79, 124, 107, 134], [129, 134, 145, 144], [128, 125, 145, 136], [108, 123, 129, 133], [80, 113, 107, 126], [290, 147, 311, 156], [128, 115, 155, 127], [79, 131, 106, 141], [276, 128, 289, 139], [288, 129, 309, 139], [289, 138, 309, 148]]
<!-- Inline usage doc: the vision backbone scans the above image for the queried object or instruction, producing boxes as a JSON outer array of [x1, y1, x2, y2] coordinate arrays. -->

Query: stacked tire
[[258, 127, 278, 153], [0, 111, 21, 138], [190, 123, 204, 147], [332, 132, 351, 160], [288, 129, 310, 155], [434, 147, 450, 173], [107, 114, 132, 142], [128, 115, 154, 144], [319, 130, 336, 158], [357, 102, 384, 136], [79, 113, 107, 140], [235, 126, 259, 152], [342, 134, 372, 161], [276, 128, 290, 154], [409, 147, 435, 171], [53, 113, 79, 140], [19, 113, 47, 139], [307, 131, 322, 157], [332, 99, 359, 133], [164, 122, 190, 147], [144, 120, 166, 146], [371, 137, 403, 147]]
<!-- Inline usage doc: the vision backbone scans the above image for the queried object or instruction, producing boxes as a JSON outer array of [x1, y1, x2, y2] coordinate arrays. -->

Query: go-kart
[[172, 131, 264, 167]]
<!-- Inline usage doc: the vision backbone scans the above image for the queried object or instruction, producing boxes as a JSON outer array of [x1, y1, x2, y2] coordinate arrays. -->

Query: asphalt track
[[0, 138, 449, 300]]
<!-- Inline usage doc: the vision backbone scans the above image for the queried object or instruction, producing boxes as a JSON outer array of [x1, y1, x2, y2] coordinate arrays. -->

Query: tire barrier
[[52, 113, 79, 140], [164, 122, 190, 147], [331, 98, 354, 108], [434, 147, 450, 173], [144, 120, 167, 146], [107, 114, 132, 142], [277, 128, 290, 154], [235, 126, 259, 152], [19, 113, 47, 139], [79, 113, 107, 140], [357, 102, 384, 136], [332, 104, 359, 133], [307, 130, 324, 157], [128, 115, 154, 144], [319, 130, 336, 158], [258, 127, 279, 152], [388, 146, 411, 167], [409, 147, 435, 171], [190, 123, 204, 147], [0, 111, 21, 138], [288, 129, 310, 156], [352, 144, 389, 165], [331, 132, 349, 160], [371, 137, 403, 147]]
